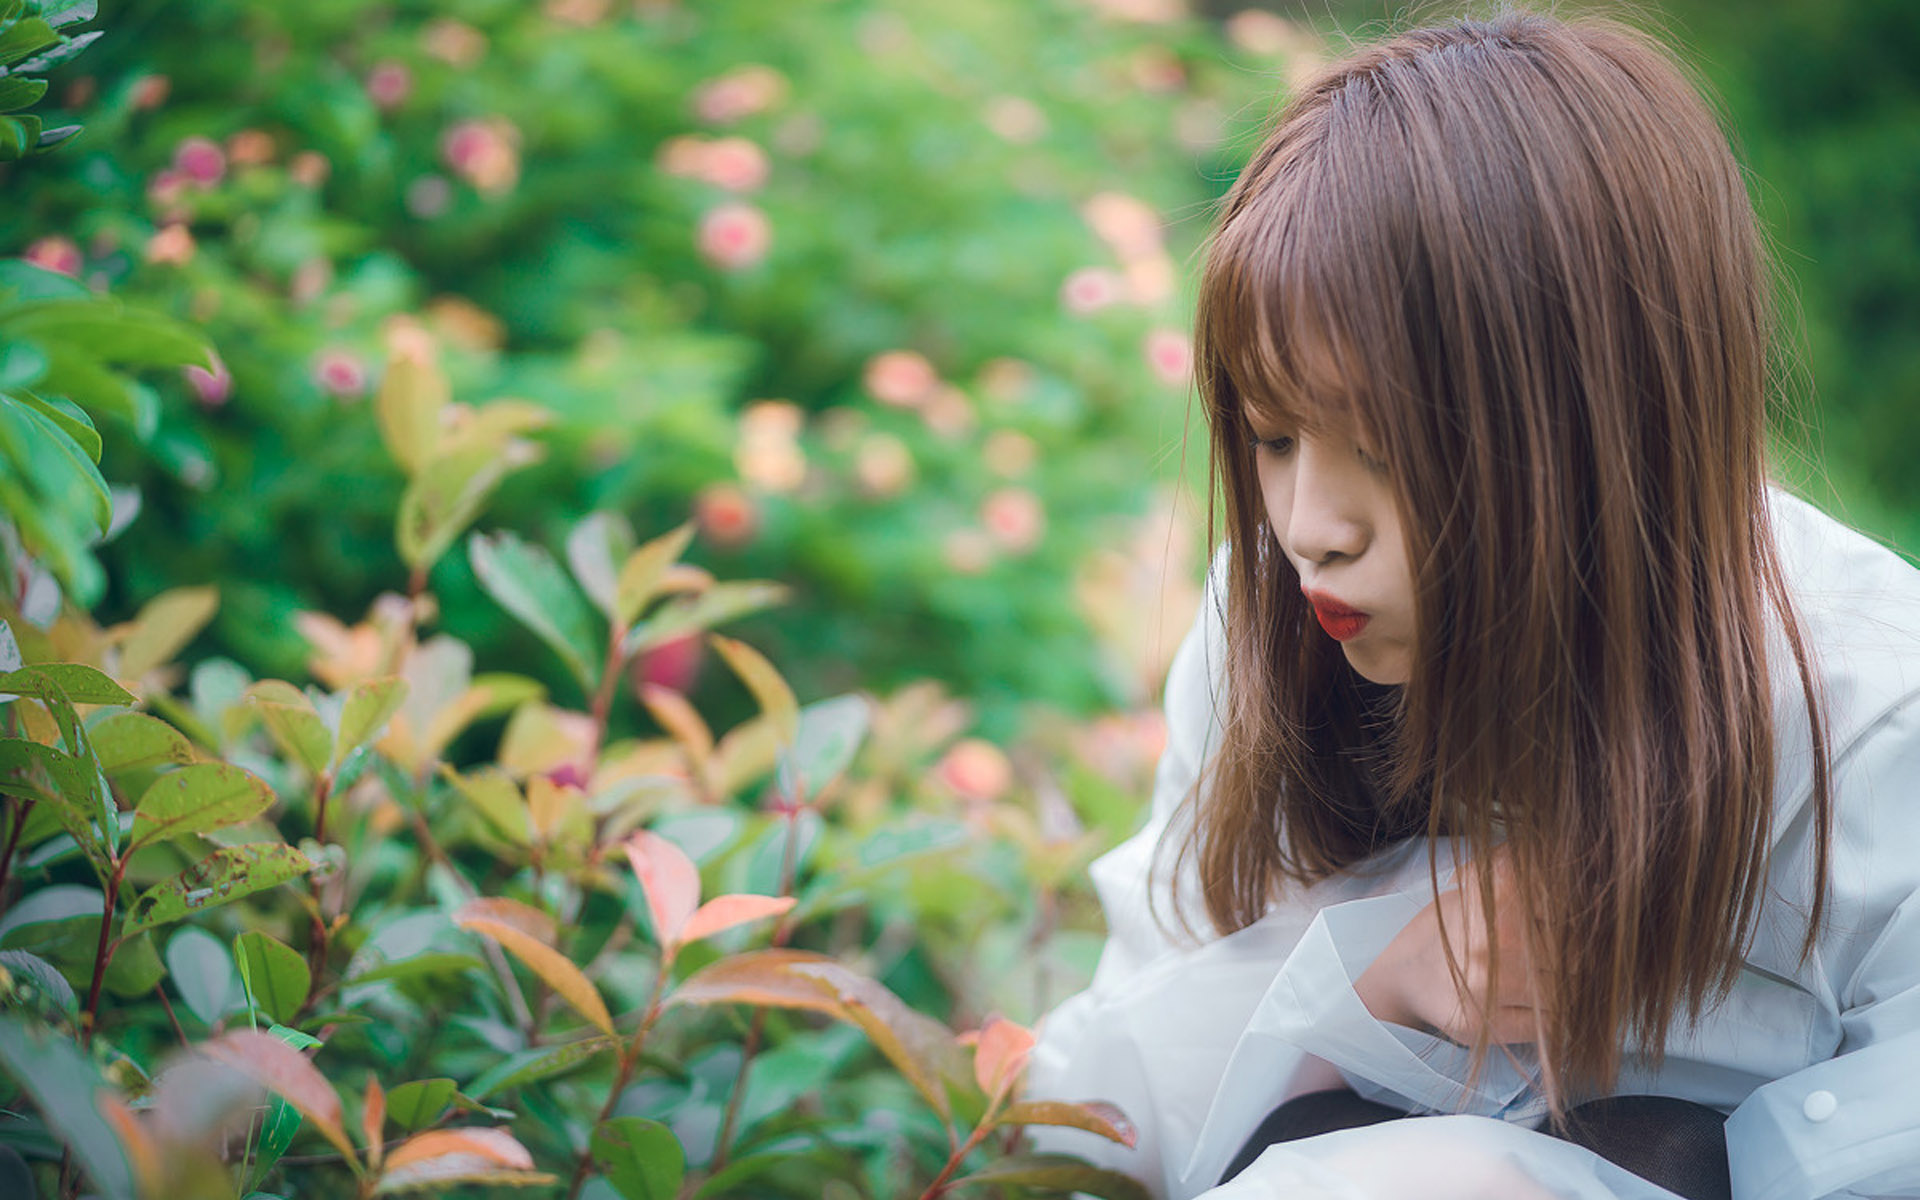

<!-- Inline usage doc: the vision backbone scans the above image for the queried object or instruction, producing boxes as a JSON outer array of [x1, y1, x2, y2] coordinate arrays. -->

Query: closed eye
[[1251, 434, 1295, 456]]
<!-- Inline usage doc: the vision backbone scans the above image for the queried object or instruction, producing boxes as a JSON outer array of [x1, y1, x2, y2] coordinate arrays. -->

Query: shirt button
[[1802, 1090, 1838, 1123]]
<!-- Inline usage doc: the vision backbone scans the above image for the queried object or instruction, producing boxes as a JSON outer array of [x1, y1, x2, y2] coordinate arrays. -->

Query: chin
[[1344, 647, 1410, 686]]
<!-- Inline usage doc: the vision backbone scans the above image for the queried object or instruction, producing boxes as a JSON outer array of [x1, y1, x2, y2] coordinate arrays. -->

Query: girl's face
[[1245, 408, 1417, 685]]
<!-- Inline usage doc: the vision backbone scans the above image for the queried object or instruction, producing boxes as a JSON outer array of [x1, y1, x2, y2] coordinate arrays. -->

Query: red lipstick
[[1303, 590, 1369, 641]]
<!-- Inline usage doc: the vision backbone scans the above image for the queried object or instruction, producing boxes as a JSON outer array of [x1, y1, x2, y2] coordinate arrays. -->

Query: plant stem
[[311, 769, 336, 846], [0, 796, 32, 909], [587, 629, 627, 757], [564, 960, 672, 1200], [916, 1119, 995, 1200], [404, 805, 535, 1034], [79, 858, 124, 1047], [710, 805, 805, 1173], [154, 980, 189, 1046]]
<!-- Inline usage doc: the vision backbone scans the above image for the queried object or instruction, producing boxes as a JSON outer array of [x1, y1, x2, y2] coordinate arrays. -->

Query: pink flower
[[422, 18, 487, 67], [173, 136, 226, 186], [696, 202, 772, 270], [701, 137, 770, 192], [145, 224, 196, 266], [919, 385, 975, 439], [941, 528, 994, 576], [634, 633, 703, 694], [146, 169, 189, 216], [183, 350, 232, 408], [366, 60, 412, 110], [23, 236, 81, 277], [983, 430, 1037, 478], [692, 64, 789, 124], [981, 487, 1046, 553], [863, 350, 938, 408], [226, 129, 275, 166], [936, 738, 1013, 802], [289, 151, 331, 189], [983, 96, 1046, 143], [290, 258, 333, 305], [312, 348, 368, 400], [131, 75, 170, 111], [1082, 191, 1163, 262], [441, 119, 520, 194], [1145, 328, 1193, 385], [854, 434, 914, 498], [1060, 266, 1123, 315], [695, 482, 758, 547]]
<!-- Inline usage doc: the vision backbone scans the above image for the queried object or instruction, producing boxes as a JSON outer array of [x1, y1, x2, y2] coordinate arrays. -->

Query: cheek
[[1255, 458, 1291, 536]]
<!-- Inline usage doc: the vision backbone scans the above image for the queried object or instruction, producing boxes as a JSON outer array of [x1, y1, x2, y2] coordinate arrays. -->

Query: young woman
[[1028, 9, 1920, 1200]]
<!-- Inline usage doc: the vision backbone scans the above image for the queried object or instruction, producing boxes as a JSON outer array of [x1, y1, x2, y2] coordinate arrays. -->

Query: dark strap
[[1222, 1089, 1731, 1200]]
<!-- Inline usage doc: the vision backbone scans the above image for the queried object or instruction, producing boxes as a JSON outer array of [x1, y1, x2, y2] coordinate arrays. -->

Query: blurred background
[[4, 0, 1916, 748]]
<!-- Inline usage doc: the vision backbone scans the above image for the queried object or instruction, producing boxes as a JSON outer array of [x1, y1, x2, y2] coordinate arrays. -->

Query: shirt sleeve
[[1724, 694, 1920, 1200], [1250, 890, 1543, 1121]]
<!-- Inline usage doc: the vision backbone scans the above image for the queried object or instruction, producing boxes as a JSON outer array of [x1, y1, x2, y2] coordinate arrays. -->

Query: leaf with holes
[[122, 843, 316, 937], [128, 762, 274, 851]]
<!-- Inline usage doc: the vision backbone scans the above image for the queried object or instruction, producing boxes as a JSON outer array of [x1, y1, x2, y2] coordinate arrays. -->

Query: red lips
[[1302, 589, 1369, 641]]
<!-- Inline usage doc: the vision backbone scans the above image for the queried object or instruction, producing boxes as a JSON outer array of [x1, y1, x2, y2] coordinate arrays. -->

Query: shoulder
[[1765, 485, 1920, 756]]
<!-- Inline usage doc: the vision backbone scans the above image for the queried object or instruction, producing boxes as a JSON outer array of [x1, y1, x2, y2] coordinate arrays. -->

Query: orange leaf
[[455, 913, 614, 1037], [992, 1099, 1137, 1148], [969, 1016, 1035, 1100], [384, 1126, 533, 1172], [363, 1078, 388, 1170], [453, 896, 557, 947], [201, 1030, 358, 1167], [623, 830, 701, 949], [707, 635, 798, 747], [678, 894, 796, 947], [671, 949, 963, 1122], [525, 775, 576, 843], [640, 685, 713, 765]]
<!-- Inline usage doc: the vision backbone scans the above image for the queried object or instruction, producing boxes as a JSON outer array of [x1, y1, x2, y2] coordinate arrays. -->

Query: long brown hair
[[1183, 6, 1833, 1107]]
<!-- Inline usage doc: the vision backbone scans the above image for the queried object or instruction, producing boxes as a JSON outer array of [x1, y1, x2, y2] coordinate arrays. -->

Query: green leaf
[[333, 676, 405, 769], [87, 711, 195, 774], [396, 445, 515, 572], [129, 762, 274, 850], [101, 929, 162, 997], [0, 384, 107, 531], [948, 1154, 1153, 1200], [590, 1117, 684, 1200], [373, 351, 449, 478], [233, 930, 311, 1024], [0, 17, 56, 67], [613, 523, 695, 630], [10, 390, 98, 461], [0, 663, 133, 706], [468, 531, 603, 694], [244, 681, 331, 775], [0, 342, 48, 389], [0, 299, 209, 369], [384, 1078, 456, 1132], [0, 75, 47, 112], [566, 511, 635, 623], [0, 619, 19, 672], [43, 2, 98, 31], [465, 1036, 617, 1100], [0, 115, 31, 160], [341, 952, 482, 989], [0, 948, 77, 1020], [775, 694, 871, 801], [623, 582, 789, 656], [122, 843, 316, 937], [0, 739, 109, 877], [246, 1095, 302, 1193], [165, 926, 238, 1026], [0, 1018, 136, 1200]]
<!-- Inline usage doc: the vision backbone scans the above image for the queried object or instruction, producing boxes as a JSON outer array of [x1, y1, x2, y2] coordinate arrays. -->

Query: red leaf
[[993, 1099, 1138, 1148], [201, 1030, 357, 1167], [623, 830, 700, 949], [968, 1016, 1035, 1100], [678, 893, 795, 947]]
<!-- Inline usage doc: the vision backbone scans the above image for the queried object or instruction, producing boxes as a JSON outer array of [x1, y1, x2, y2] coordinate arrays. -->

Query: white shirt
[[1028, 488, 1920, 1200]]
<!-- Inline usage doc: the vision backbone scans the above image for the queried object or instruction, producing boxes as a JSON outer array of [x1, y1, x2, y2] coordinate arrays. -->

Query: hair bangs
[[1199, 122, 1412, 452]]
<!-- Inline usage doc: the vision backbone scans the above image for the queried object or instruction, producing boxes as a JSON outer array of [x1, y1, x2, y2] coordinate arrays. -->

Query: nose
[[1279, 439, 1370, 567]]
